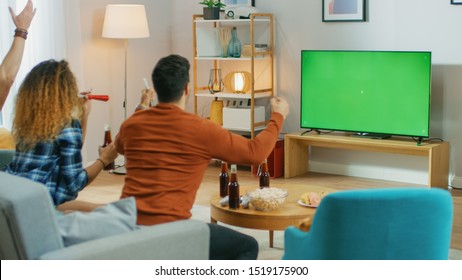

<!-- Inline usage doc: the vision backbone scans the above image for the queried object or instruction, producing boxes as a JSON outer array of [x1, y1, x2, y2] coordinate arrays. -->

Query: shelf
[[196, 92, 271, 99], [194, 56, 270, 61], [194, 18, 271, 24]]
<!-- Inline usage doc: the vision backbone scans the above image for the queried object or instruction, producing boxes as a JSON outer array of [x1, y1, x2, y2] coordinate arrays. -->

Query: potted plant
[[199, 0, 226, 20]]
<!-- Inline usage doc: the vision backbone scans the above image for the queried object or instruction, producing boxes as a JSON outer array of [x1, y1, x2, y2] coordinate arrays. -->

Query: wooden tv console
[[284, 132, 449, 188]]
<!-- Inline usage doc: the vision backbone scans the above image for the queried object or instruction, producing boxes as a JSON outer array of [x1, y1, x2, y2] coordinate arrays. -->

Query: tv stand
[[352, 132, 391, 139], [284, 132, 449, 188]]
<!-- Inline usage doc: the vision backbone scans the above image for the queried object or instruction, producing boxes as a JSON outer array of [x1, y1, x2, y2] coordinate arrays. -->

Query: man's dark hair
[[152, 54, 190, 103]]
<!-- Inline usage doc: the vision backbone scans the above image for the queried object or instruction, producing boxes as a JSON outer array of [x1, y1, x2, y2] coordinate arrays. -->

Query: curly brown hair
[[12, 60, 84, 151]]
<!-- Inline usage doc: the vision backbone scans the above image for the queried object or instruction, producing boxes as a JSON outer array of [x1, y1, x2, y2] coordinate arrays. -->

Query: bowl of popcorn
[[247, 187, 288, 211]]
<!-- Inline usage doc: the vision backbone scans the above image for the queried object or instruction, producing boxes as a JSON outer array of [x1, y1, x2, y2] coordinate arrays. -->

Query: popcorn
[[248, 188, 288, 211]]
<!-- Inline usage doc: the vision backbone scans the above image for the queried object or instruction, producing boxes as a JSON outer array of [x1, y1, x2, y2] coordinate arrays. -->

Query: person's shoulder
[[57, 121, 82, 142], [61, 120, 82, 133], [70, 119, 82, 128], [187, 113, 221, 127]]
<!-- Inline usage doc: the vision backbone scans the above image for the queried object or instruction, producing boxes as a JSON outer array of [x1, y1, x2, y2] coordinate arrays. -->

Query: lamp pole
[[123, 39, 128, 120], [102, 4, 150, 175]]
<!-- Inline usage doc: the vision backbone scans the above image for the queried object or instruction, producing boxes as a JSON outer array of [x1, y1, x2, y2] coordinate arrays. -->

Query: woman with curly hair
[[3, 59, 118, 206]]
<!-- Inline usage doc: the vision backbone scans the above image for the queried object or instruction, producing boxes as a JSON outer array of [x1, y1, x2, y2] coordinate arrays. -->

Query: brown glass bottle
[[219, 161, 229, 197], [228, 164, 240, 209], [259, 159, 270, 188], [102, 124, 115, 170]]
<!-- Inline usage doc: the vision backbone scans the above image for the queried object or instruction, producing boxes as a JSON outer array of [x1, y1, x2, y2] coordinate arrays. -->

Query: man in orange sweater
[[115, 54, 289, 260]]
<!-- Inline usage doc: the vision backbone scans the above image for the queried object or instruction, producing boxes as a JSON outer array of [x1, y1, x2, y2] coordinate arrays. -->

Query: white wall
[[78, 0, 462, 187]]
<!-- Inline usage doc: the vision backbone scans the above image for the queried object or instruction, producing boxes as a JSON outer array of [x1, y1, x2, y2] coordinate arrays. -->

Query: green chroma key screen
[[300, 50, 432, 137]]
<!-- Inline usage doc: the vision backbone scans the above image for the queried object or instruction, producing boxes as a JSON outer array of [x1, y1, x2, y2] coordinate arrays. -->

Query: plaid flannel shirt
[[4, 120, 88, 205]]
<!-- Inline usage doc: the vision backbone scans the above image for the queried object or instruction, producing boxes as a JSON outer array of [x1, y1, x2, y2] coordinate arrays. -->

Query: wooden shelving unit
[[192, 13, 274, 138]]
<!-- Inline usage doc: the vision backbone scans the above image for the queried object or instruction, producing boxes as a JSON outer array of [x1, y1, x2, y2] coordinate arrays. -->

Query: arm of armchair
[[39, 220, 209, 260], [282, 226, 313, 260]]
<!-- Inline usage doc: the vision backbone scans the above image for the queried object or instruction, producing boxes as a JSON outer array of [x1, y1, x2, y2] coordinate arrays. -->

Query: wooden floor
[[76, 161, 462, 250]]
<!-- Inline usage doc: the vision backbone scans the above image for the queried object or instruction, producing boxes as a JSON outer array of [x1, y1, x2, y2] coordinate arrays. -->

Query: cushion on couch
[[56, 197, 138, 246]]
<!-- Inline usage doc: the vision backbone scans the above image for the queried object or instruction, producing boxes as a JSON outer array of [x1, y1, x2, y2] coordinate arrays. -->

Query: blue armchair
[[283, 188, 453, 260]]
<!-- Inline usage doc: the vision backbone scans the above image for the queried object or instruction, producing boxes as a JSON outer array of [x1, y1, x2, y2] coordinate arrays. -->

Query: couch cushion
[[56, 197, 137, 246]]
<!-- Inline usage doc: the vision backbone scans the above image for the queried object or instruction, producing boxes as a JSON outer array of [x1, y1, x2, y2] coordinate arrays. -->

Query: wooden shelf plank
[[196, 92, 271, 99]]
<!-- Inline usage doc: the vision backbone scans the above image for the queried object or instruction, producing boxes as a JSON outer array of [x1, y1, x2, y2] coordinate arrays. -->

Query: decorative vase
[[219, 27, 232, 58], [227, 27, 242, 58], [210, 100, 224, 125], [203, 7, 220, 20], [208, 69, 224, 94]]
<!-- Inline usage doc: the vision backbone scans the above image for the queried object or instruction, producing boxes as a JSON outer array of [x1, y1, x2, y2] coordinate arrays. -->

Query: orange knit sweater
[[115, 103, 284, 225]]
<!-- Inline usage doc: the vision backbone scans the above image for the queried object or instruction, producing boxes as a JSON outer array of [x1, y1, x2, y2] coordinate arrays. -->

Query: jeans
[[207, 223, 259, 260]]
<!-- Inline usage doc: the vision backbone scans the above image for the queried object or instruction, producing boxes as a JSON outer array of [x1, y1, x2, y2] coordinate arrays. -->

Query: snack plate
[[297, 199, 318, 208]]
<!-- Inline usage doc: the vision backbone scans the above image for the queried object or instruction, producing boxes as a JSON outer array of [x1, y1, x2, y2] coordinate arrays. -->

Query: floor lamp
[[102, 4, 150, 175]]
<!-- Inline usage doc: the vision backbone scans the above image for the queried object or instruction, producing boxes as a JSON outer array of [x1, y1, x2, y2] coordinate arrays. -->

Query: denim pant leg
[[207, 223, 259, 260]]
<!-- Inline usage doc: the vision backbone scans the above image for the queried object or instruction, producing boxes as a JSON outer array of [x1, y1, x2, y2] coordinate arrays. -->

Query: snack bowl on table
[[247, 187, 288, 211]]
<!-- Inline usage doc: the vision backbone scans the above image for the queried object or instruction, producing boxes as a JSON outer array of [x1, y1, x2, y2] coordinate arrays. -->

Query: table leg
[[269, 230, 274, 248]]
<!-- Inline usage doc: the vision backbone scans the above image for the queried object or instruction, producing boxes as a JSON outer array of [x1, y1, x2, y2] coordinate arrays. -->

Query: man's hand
[[140, 88, 154, 108], [270, 97, 289, 120]]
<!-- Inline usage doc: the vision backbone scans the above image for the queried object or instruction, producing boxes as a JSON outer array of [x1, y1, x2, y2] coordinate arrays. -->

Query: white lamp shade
[[102, 5, 150, 39]]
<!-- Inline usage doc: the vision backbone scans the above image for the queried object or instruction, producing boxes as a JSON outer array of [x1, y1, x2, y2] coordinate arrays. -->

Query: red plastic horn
[[78, 94, 109, 102]]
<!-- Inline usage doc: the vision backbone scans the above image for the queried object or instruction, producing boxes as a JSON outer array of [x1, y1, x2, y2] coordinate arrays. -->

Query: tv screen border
[[299, 50, 432, 139]]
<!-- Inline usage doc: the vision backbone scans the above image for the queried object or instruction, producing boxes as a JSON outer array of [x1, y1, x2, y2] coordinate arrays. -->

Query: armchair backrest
[[0, 172, 64, 259], [283, 188, 453, 260]]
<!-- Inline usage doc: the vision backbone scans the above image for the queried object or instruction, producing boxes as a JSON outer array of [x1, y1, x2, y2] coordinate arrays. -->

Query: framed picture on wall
[[222, 0, 255, 8], [322, 0, 366, 22], [451, 0, 462, 5]]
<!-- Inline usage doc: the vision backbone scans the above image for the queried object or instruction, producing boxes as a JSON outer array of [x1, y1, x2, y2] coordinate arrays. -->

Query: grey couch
[[0, 172, 209, 260]]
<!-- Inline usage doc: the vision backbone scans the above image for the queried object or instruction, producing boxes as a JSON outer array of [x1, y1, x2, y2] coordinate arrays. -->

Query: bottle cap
[[104, 124, 111, 131]]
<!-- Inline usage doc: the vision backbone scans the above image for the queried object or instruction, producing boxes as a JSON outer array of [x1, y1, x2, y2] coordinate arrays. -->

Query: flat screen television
[[300, 50, 432, 139]]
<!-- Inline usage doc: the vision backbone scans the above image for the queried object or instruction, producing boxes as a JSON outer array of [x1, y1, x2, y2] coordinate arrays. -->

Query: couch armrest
[[39, 220, 209, 260]]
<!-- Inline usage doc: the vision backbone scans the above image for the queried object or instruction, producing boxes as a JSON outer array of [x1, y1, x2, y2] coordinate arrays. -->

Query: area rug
[[191, 205, 462, 260]]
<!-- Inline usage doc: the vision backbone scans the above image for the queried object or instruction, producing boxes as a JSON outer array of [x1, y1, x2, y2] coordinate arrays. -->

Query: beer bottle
[[228, 164, 240, 209], [259, 159, 270, 188], [219, 161, 229, 197], [102, 124, 115, 171]]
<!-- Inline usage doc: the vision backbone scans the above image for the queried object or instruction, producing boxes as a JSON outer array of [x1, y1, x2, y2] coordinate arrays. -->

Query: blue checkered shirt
[[4, 121, 88, 205]]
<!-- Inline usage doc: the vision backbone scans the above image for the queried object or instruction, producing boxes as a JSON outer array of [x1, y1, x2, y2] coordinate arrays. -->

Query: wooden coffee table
[[210, 184, 333, 248]]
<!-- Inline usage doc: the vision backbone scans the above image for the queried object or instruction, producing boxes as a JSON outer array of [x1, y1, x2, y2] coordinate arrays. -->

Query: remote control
[[143, 78, 150, 90]]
